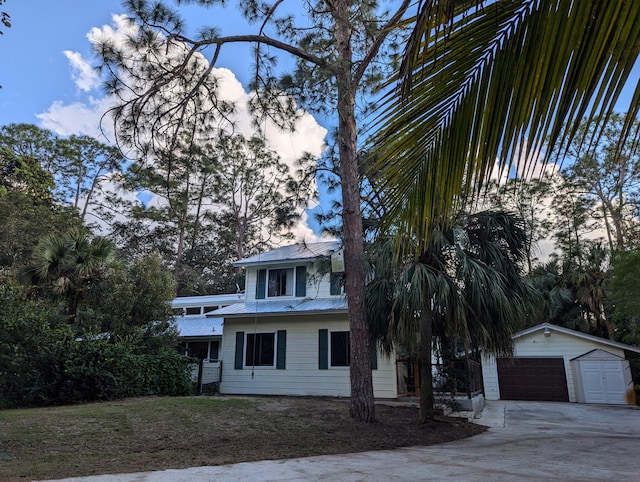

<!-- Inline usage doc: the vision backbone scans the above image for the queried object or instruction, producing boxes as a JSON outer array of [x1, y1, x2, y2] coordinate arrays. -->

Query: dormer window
[[268, 268, 294, 297], [256, 266, 306, 299]]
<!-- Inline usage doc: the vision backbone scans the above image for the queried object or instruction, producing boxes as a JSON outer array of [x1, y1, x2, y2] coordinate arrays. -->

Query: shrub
[[59, 341, 195, 403]]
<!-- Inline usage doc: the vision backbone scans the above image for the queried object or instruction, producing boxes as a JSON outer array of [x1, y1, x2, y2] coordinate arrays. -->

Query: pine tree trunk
[[334, 0, 375, 423]]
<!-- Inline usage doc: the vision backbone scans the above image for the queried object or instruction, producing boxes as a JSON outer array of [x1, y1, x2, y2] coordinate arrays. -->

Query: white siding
[[220, 315, 397, 399], [244, 267, 259, 303], [482, 330, 626, 402], [308, 270, 335, 298]]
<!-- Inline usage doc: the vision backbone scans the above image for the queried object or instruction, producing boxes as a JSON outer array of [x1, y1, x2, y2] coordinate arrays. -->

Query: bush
[[0, 279, 194, 408], [59, 341, 195, 403], [0, 283, 72, 407]]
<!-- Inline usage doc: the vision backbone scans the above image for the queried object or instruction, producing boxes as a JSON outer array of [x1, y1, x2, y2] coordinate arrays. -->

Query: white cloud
[[37, 97, 115, 140], [42, 13, 328, 245], [63, 50, 100, 92]]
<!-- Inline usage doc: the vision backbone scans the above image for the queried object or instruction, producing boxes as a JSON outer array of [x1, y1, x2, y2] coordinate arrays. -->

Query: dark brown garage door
[[497, 357, 569, 402]]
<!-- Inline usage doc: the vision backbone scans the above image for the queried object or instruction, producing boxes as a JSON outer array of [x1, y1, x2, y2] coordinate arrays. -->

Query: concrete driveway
[[52, 401, 639, 481]]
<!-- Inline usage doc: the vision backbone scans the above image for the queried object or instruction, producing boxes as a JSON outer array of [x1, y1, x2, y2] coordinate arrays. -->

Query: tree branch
[[354, 0, 412, 85], [171, 33, 328, 70]]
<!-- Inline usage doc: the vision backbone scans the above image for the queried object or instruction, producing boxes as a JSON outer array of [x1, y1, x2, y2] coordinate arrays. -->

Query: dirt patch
[[0, 396, 486, 480]]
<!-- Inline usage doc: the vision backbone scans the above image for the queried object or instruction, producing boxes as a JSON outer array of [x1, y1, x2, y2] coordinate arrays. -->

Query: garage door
[[497, 357, 569, 402]]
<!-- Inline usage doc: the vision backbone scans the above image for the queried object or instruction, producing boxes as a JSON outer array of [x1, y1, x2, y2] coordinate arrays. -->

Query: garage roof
[[517, 323, 640, 358]]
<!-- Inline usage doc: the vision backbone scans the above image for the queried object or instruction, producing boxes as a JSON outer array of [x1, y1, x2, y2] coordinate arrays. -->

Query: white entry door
[[581, 360, 627, 404]]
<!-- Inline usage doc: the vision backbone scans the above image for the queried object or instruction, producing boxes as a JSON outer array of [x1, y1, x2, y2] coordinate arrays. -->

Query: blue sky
[[0, 1, 329, 237], [0, 1, 270, 127]]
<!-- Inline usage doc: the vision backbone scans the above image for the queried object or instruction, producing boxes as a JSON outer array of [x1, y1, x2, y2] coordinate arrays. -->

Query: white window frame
[[184, 339, 220, 360], [244, 331, 277, 368], [266, 267, 295, 298]]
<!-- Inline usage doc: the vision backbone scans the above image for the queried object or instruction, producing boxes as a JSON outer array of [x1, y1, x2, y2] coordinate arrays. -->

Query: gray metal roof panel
[[172, 294, 244, 308], [175, 316, 224, 337], [213, 297, 347, 316], [233, 241, 340, 267]]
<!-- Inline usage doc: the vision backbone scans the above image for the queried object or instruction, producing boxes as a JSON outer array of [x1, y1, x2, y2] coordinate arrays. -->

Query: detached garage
[[483, 323, 640, 404]]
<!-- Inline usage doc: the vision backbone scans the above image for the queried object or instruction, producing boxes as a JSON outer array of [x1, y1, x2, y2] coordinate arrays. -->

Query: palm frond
[[369, 0, 640, 247]]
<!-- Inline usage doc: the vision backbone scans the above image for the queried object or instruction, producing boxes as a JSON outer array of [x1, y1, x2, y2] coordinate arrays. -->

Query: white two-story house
[[211, 240, 398, 398]]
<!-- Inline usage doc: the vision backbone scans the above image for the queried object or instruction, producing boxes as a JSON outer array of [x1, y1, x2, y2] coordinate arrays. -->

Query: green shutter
[[330, 273, 341, 295], [234, 331, 245, 369], [256, 269, 266, 299], [276, 330, 287, 369], [318, 329, 328, 370], [295, 266, 306, 297], [371, 345, 378, 370]]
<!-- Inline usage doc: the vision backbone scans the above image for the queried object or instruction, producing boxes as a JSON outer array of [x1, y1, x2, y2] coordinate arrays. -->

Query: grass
[[0, 396, 485, 480]]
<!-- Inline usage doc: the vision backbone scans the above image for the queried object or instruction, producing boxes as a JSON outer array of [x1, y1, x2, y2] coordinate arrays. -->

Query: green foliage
[[0, 189, 81, 270], [107, 112, 315, 295], [610, 249, 640, 319], [88, 253, 181, 355], [367, 210, 534, 421], [368, 210, 533, 356], [0, 278, 71, 408], [0, 144, 54, 200], [0, 279, 194, 408], [609, 249, 640, 346], [1, 252, 190, 408], [23, 227, 118, 324], [0, 124, 126, 228], [487, 177, 554, 273], [59, 343, 194, 403]]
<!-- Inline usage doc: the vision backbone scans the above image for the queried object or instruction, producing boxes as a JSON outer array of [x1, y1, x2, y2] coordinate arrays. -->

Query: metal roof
[[213, 297, 348, 316], [233, 241, 340, 267], [174, 316, 224, 337], [172, 293, 244, 308]]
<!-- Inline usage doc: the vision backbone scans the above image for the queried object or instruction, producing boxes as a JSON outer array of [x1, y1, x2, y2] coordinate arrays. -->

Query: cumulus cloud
[[37, 96, 114, 140], [63, 50, 100, 92], [41, 13, 328, 244]]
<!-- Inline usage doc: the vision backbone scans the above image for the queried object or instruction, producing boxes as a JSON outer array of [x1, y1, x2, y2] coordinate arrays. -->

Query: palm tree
[[24, 227, 117, 324], [369, 0, 640, 247], [367, 210, 532, 422]]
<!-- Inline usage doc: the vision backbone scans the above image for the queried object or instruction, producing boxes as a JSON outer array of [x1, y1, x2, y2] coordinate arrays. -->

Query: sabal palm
[[25, 227, 117, 323], [367, 210, 532, 421], [370, 0, 640, 245]]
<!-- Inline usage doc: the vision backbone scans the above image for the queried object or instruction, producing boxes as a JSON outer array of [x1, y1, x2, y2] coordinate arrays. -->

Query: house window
[[185, 307, 201, 315], [235, 331, 286, 369], [330, 331, 350, 367], [184, 340, 220, 360], [256, 266, 306, 299], [246, 332, 276, 366], [268, 268, 294, 297]]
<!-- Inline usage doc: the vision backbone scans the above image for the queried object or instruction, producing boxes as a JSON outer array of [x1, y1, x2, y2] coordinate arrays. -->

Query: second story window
[[256, 266, 307, 299], [268, 268, 294, 297]]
